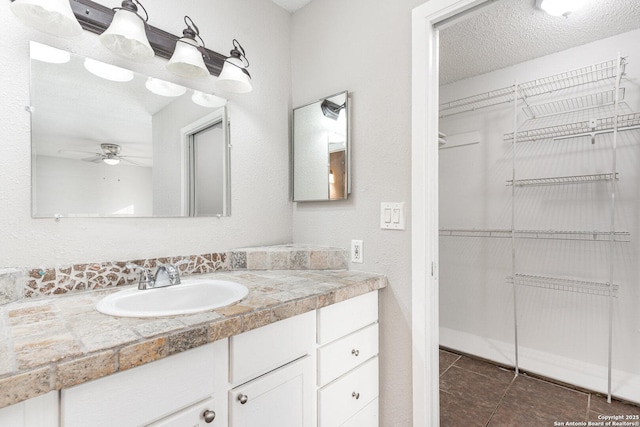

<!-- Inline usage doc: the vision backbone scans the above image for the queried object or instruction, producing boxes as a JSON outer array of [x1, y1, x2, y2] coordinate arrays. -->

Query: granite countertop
[[0, 269, 387, 409]]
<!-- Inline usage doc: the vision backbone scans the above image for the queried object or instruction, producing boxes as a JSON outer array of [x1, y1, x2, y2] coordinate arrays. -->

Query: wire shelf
[[439, 86, 516, 118], [504, 112, 640, 143], [506, 173, 618, 187], [439, 228, 630, 242], [523, 89, 625, 119], [507, 273, 618, 297], [439, 58, 625, 118], [518, 58, 624, 97]]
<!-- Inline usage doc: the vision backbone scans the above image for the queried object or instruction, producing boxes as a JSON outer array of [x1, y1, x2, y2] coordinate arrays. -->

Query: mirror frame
[[292, 91, 350, 202]]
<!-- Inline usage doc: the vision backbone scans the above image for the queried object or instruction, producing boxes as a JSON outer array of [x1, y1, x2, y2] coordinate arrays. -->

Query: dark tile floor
[[440, 348, 640, 427]]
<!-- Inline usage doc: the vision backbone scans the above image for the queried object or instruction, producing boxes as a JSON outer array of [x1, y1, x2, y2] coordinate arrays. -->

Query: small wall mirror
[[29, 41, 230, 218], [292, 91, 350, 202]]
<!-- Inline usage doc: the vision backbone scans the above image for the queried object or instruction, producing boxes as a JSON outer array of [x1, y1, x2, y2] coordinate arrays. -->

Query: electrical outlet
[[351, 240, 363, 263]]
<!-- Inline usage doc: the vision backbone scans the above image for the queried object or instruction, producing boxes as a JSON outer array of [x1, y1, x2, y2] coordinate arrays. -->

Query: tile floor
[[440, 347, 640, 426]]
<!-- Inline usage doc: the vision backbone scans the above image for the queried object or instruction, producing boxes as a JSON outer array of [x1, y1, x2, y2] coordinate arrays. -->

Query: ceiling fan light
[[10, 0, 82, 38], [538, 0, 582, 16], [103, 156, 120, 166], [99, 2, 154, 61]]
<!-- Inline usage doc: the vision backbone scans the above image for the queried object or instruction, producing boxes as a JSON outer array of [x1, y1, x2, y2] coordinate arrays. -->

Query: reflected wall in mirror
[[292, 91, 349, 202], [30, 41, 230, 218]]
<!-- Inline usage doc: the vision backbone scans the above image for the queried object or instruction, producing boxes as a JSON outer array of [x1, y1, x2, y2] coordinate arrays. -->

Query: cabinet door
[[229, 356, 315, 427], [0, 392, 59, 427]]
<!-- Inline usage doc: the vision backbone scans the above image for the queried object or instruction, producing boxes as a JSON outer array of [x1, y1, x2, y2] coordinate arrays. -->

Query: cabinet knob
[[202, 409, 216, 423], [352, 392, 360, 400], [351, 349, 360, 357], [238, 394, 249, 404]]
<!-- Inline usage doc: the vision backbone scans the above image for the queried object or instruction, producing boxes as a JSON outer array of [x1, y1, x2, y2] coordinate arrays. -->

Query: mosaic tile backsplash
[[0, 245, 348, 304]]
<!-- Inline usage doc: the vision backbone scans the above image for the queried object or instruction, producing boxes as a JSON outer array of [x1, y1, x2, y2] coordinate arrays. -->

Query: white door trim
[[411, 1, 492, 425]]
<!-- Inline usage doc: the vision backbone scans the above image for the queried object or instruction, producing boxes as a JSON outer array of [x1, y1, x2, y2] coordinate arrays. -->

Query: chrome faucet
[[126, 263, 155, 290], [153, 263, 181, 288]]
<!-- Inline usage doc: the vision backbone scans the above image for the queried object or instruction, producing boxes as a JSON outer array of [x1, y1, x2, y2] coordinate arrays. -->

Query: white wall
[[33, 155, 152, 217], [439, 29, 640, 402], [0, 0, 292, 266], [290, 0, 424, 424]]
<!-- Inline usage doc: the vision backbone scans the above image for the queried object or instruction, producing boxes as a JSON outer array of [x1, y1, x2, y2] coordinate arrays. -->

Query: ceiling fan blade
[[58, 149, 101, 156], [119, 157, 145, 166], [81, 155, 104, 163]]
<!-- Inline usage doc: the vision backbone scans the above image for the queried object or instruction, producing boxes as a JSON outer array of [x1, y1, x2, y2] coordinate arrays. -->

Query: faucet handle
[[156, 263, 181, 285], [126, 263, 154, 289]]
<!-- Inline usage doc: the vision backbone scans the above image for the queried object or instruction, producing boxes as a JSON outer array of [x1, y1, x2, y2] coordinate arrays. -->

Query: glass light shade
[[167, 38, 209, 78], [214, 57, 252, 94], [191, 91, 227, 108], [145, 77, 187, 97], [539, 0, 582, 16], [84, 58, 134, 82], [99, 9, 154, 61], [30, 41, 70, 64], [10, 0, 82, 37], [103, 156, 120, 166]]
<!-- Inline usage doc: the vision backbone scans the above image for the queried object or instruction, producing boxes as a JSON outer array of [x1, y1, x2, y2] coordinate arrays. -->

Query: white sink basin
[[96, 279, 249, 318]]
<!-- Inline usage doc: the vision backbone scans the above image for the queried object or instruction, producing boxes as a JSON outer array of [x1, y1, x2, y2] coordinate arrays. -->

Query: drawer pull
[[202, 409, 216, 423], [238, 394, 249, 404], [352, 392, 360, 400], [351, 349, 360, 357]]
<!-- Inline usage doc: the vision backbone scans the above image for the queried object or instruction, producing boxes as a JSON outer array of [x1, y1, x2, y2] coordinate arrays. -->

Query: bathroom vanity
[[0, 270, 384, 427]]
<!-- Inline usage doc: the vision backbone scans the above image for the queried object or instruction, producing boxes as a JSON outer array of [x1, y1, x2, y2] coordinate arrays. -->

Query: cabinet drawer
[[317, 291, 378, 345], [230, 310, 315, 385], [341, 398, 378, 427], [318, 356, 378, 427], [147, 398, 216, 427], [318, 323, 378, 387]]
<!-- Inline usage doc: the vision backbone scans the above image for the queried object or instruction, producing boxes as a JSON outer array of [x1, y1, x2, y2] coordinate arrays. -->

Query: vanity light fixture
[[145, 77, 187, 97], [536, 0, 582, 17], [30, 41, 71, 64], [320, 99, 345, 120], [84, 58, 134, 82], [167, 16, 209, 78], [215, 39, 253, 94], [9, 0, 82, 37], [99, 0, 154, 61], [191, 91, 227, 108]]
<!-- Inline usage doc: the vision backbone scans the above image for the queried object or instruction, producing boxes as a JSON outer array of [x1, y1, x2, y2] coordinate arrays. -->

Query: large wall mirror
[[30, 41, 230, 218], [292, 91, 350, 202]]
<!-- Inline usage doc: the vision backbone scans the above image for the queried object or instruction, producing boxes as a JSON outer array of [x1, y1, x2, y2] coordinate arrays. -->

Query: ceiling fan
[[59, 143, 149, 166]]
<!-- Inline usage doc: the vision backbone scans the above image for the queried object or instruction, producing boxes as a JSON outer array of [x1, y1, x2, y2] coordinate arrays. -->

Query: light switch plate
[[380, 202, 405, 230]]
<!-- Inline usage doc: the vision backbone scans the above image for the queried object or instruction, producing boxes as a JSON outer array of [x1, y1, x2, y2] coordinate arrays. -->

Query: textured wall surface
[[290, 0, 424, 424], [0, 0, 293, 267]]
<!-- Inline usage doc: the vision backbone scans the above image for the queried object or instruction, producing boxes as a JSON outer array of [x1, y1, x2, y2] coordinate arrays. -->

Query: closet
[[438, 29, 640, 404]]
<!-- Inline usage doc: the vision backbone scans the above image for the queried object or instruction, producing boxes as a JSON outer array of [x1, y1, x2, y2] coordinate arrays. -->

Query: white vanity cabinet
[[228, 311, 316, 427], [0, 392, 59, 427], [317, 292, 379, 427], [60, 340, 228, 427]]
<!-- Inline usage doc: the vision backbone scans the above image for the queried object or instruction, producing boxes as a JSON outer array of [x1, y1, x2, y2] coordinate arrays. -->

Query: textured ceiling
[[439, 0, 640, 85]]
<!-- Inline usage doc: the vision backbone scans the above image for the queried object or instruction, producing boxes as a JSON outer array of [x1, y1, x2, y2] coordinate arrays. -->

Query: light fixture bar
[[67, 0, 229, 76]]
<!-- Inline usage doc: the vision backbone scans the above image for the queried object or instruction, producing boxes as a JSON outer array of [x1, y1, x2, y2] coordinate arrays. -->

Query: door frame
[[411, 1, 493, 425]]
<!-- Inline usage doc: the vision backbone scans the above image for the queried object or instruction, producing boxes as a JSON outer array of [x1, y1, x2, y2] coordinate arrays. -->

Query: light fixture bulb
[[145, 77, 187, 97], [99, 0, 154, 61], [214, 40, 253, 94], [167, 16, 209, 79], [191, 91, 227, 108], [84, 58, 134, 82], [10, 0, 82, 38], [538, 0, 583, 16], [103, 155, 120, 166], [30, 41, 70, 64]]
